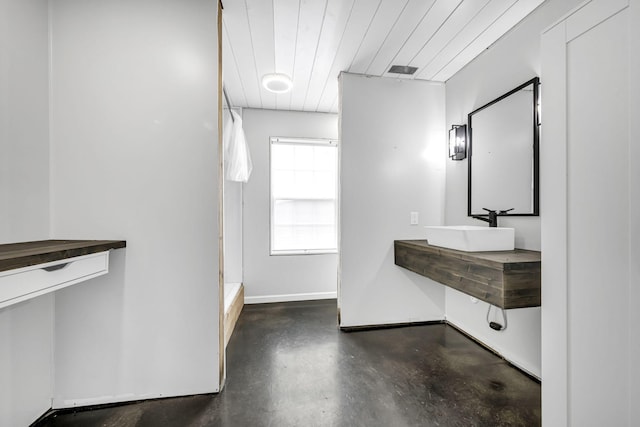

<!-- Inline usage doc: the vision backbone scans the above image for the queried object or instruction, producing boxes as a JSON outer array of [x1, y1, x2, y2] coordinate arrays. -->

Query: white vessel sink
[[424, 225, 515, 252]]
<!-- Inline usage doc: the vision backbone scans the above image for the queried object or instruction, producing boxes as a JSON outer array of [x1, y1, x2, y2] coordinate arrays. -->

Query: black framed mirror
[[468, 77, 540, 217]]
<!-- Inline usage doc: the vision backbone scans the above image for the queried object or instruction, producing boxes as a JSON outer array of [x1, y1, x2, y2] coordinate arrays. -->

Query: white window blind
[[270, 137, 338, 255]]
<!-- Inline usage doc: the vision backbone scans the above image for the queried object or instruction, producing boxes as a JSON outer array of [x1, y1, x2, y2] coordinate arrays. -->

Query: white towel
[[224, 110, 252, 183]]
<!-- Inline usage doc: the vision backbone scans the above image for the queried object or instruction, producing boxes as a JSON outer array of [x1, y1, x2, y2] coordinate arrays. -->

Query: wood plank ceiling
[[222, 0, 545, 114]]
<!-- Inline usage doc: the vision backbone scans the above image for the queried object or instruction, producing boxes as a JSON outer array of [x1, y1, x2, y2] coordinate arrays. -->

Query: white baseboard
[[52, 387, 220, 410], [244, 291, 337, 305]]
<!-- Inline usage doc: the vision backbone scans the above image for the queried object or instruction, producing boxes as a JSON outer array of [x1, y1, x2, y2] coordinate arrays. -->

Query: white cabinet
[[0, 252, 109, 309]]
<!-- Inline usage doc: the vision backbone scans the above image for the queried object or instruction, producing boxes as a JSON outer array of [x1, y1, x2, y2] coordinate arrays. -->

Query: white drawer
[[0, 251, 109, 309]]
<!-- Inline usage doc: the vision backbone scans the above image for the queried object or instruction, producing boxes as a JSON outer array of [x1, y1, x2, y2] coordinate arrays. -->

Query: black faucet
[[472, 208, 513, 227]]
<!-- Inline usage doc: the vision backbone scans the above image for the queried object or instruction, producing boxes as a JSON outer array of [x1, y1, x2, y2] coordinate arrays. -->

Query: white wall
[[242, 109, 338, 303], [0, 0, 53, 425], [0, 298, 53, 426], [0, 0, 50, 242], [339, 73, 446, 327], [629, 1, 640, 421], [443, 0, 583, 378], [445, 0, 583, 246], [49, 0, 220, 407]]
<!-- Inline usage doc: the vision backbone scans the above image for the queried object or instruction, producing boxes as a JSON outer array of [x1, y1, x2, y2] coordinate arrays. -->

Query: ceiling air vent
[[388, 65, 418, 75]]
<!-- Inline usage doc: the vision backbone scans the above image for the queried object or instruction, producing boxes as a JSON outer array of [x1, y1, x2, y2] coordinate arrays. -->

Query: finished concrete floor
[[36, 300, 540, 426]]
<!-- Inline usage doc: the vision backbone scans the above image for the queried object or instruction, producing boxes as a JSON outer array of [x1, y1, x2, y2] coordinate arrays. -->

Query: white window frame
[[269, 136, 339, 256]]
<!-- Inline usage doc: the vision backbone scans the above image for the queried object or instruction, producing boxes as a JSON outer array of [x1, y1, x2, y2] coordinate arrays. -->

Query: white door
[[541, 0, 639, 425]]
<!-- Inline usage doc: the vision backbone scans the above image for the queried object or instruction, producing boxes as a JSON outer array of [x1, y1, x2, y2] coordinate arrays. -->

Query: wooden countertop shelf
[[394, 240, 540, 309], [0, 240, 126, 309], [0, 240, 126, 272]]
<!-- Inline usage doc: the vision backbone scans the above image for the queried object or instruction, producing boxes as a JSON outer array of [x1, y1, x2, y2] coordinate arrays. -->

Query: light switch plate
[[410, 212, 419, 225]]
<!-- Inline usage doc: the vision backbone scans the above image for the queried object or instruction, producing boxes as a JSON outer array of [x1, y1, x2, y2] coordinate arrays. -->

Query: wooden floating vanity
[[0, 240, 126, 309], [394, 240, 540, 309]]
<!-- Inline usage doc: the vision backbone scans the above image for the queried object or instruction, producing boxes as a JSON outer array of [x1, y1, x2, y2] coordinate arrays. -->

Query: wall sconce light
[[449, 124, 467, 160]]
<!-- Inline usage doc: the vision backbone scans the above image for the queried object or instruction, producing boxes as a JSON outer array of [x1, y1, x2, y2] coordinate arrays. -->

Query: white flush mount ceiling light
[[262, 73, 292, 93]]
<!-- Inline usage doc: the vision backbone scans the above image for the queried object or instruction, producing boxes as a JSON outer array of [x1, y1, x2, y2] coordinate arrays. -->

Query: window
[[270, 137, 338, 255]]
